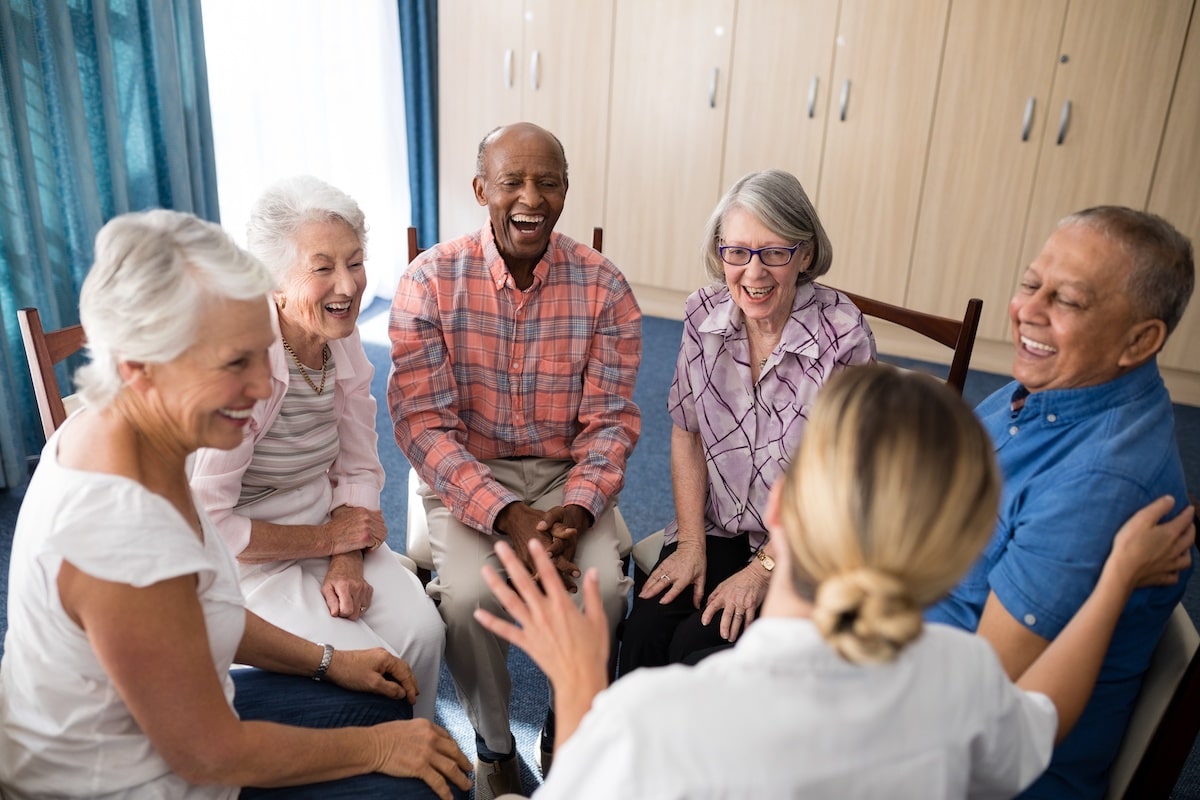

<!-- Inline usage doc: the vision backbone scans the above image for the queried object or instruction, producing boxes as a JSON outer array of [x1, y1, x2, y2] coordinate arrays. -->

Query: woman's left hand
[[700, 564, 770, 642], [323, 552, 374, 620], [326, 646, 419, 702]]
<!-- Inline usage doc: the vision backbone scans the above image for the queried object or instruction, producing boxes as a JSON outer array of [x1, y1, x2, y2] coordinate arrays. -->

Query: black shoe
[[540, 707, 555, 776]]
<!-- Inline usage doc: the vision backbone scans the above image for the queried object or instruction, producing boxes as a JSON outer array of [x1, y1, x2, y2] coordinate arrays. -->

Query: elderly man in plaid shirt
[[388, 122, 641, 799]]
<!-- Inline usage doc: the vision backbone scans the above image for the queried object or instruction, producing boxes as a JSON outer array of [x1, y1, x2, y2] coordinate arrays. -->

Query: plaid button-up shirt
[[388, 224, 642, 534]]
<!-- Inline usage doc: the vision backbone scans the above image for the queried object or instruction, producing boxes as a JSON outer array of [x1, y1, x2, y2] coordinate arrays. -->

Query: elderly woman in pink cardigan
[[190, 176, 444, 720]]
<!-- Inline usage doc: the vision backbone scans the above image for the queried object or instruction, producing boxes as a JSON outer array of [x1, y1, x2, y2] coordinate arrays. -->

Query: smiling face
[[721, 207, 812, 329], [276, 219, 366, 350], [473, 124, 567, 277], [1009, 223, 1153, 393], [143, 295, 274, 453]]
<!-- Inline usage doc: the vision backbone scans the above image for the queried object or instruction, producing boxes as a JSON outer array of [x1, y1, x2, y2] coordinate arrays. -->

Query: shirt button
[[1009, 425, 1019, 435], [512, 362, 520, 370], [1023, 613, 1037, 626], [1046, 414, 1057, 423]]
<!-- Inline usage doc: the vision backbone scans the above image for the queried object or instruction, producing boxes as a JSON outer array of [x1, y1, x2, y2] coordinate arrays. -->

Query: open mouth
[[743, 285, 775, 299], [511, 213, 544, 235], [219, 406, 254, 421], [1020, 335, 1057, 356], [325, 301, 352, 315]]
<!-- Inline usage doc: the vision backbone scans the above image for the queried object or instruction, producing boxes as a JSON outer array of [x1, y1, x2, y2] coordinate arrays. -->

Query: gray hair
[[75, 209, 275, 408], [1060, 206, 1194, 336], [475, 123, 570, 185], [702, 169, 833, 285], [245, 175, 368, 282]]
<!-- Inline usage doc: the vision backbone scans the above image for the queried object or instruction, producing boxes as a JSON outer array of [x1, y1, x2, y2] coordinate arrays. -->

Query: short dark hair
[[475, 124, 570, 185]]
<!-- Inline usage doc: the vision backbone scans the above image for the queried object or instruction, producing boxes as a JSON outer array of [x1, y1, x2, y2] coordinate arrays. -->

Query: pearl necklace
[[281, 335, 330, 394]]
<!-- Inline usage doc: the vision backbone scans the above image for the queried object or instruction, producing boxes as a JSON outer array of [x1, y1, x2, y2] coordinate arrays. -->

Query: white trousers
[[236, 480, 445, 719]]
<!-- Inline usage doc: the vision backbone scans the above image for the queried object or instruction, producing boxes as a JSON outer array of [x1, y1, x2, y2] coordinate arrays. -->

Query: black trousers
[[618, 533, 754, 676]]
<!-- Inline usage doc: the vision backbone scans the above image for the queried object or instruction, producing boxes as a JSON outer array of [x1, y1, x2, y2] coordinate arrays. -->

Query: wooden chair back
[[406, 225, 604, 263], [832, 290, 983, 395], [17, 307, 87, 439]]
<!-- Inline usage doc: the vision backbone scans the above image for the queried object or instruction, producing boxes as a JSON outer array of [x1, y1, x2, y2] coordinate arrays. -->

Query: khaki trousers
[[419, 457, 632, 754]]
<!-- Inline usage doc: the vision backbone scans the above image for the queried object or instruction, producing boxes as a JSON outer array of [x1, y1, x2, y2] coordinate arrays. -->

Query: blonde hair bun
[[812, 568, 922, 664]]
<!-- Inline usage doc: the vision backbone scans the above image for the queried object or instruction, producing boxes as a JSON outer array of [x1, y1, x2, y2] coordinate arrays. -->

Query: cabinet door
[[1149, 9, 1200, 373], [720, 0, 838, 193], [814, 0, 949, 304], [1017, 0, 1193, 279], [437, 0, 523, 241], [907, 0, 1067, 341], [523, 0, 614, 246], [604, 0, 736, 297]]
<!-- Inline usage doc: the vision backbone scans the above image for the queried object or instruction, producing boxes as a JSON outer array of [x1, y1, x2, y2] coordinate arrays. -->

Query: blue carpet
[[2, 302, 1199, 797]]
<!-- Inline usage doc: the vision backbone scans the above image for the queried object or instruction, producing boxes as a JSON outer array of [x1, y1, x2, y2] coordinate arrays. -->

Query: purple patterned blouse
[[665, 281, 876, 550]]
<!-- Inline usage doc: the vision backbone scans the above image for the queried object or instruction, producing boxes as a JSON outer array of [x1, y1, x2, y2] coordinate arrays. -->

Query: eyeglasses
[[718, 240, 811, 267]]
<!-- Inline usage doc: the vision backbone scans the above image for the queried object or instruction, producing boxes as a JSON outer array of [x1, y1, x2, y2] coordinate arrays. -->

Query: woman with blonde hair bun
[[473, 364, 1194, 799], [780, 363, 1000, 666]]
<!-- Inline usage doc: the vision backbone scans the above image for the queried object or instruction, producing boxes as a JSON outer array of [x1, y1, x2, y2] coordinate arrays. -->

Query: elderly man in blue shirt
[[928, 205, 1196, 799]]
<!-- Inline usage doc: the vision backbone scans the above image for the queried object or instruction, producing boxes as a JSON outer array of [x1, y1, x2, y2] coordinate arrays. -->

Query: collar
[[698, 281, 822, 360], [481, 222, 552, 291], [1012, 359, 1164, 422]]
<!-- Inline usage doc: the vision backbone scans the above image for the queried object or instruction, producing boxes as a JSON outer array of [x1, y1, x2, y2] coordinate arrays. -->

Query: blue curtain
[[397, 0, 438, 247], [0, 0, 217, 488]]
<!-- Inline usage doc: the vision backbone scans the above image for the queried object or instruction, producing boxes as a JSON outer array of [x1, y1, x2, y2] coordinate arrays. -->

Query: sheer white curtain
[[201, 0, 410, 301]]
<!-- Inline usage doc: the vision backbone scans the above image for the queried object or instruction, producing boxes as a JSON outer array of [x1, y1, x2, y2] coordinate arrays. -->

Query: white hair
[[75, 209, 274, 408], [244, 175, 368, 282]]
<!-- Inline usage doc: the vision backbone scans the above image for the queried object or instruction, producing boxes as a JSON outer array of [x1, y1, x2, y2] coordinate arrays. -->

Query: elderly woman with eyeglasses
[[619, 169, 876, 674]]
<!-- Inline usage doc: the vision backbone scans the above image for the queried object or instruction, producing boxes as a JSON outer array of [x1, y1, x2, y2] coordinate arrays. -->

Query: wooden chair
[[406, 225, 603, 262], [631, 291, 986, 580], [1106, 603, 1200, 799], [402, 225, 614, 584], [833, 290, 983, 396], [17, 307, 87, 439]]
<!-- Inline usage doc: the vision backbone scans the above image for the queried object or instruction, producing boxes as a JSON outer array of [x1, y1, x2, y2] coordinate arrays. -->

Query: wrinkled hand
[[325, 647, 419, 704], [640, 541, 706, 609], [326, 505, 387, 555], [700, 564, 770, 642], [370, 718, 472, 800], [474, 539, 610, 698], [322, 551, 373, 620], [497, 502, 582, 592], [1107, 496, 1195, 590], [537, 504, 592, 586]]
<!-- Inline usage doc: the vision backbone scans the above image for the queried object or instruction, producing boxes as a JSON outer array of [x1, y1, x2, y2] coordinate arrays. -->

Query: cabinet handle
[[1056, 100, 1071, 145], [709, 67, 719, 108], [807, 76, 818, 119], [839, 79, 851, 121], [530, 50, 540, 92], [1021, 96, 1035, 142], [504, 48, 514, 89]]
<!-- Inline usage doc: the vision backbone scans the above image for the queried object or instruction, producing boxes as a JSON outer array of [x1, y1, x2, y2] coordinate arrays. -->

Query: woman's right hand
[[370, 719, 472, 800], [639, 541, 707, 609], [326, 505, 387, 554]]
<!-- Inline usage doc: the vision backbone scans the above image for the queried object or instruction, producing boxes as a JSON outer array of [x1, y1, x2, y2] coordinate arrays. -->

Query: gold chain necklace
[[280, 336, 330, 394]]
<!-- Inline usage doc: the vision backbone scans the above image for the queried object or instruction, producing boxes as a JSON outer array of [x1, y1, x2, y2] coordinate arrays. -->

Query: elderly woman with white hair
[[0, 209, 470, 798], [190, 176, 445, 720]]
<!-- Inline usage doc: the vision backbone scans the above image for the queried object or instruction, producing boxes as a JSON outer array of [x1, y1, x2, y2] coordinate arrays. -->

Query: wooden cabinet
[[607, 0, 947, 311], [908, 0, 1193, 345], [436, 0, 613, 246], [435, 0, 1200, 401], [603, 0, 736, 306], [1149, 8, 1200, 376]]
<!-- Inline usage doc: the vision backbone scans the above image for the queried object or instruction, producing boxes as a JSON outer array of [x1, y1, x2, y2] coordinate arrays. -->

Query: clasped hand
[[496, 502, 590, 592]]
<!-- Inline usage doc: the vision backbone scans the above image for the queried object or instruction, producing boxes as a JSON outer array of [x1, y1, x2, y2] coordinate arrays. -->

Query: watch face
[[758, 550, 775, 571]]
